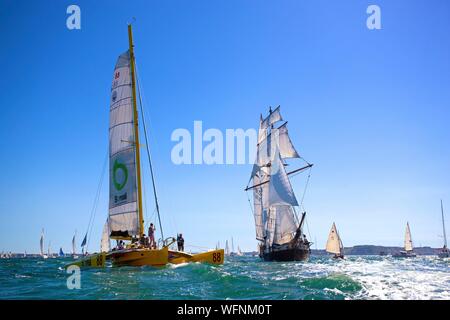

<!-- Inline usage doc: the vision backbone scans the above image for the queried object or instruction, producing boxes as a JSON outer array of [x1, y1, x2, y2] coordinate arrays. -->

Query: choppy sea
[[1, 255, 449, 300]]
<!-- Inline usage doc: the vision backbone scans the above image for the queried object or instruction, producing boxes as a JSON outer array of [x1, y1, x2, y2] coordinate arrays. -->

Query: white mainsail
[[261, 106, 282, 129], [404, 222, 413, 252], [441, 200, 448, 249], [40, 229, 44, 256], [100, 219, 111, 253], [108, 51, 139, 238], [326, 223, 342, 255]]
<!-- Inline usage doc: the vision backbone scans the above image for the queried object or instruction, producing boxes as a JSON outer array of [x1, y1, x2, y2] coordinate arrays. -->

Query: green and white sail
[[108, 51, 139, 238]]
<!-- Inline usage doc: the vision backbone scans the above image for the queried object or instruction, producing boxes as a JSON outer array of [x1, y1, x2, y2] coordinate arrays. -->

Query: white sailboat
[[236, 246, 244, 256], [230, 237, 236, 256], [325, 222, 344, 259], [245, 106, 313, 261], [40, 229, 48, 259], [72, 232, 78, 259], [438, 200, 449, 258], [225, 240, 230, 256], [393, 222, 416, 258]]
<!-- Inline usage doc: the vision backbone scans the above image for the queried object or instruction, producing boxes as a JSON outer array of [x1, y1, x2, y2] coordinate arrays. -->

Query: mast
[[442, 200, 447, 248], [128, 24, 144, 237]]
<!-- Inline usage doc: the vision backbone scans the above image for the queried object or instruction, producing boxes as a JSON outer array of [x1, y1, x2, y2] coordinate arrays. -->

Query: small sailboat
[[236, 246, 244, 256], [59, 247, 65, 257], [245, 106, 314, 261], [438, 200, 449, 258], [72, 232, 78, 259], [40, 229, 48, 259], [47, 241, 54, 258], [225, 240, 230, 256], [393, 222, 417, 258], [68, 24, 223, 268], [325, 222, 344, 259], [229, 237, 236, 256]]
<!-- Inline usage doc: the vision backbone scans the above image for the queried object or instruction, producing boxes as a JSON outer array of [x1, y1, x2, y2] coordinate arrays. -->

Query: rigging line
[[86, 150, 108, 251], [299, 167, 312, 210], [135, 64, 164, 240]]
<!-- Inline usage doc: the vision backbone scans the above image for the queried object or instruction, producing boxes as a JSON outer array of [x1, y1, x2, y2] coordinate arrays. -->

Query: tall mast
[[128, 24, 144, 237], [442, 200, 447, 248]]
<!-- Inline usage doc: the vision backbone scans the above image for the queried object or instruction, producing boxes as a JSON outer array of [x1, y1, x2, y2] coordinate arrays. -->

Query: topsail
[[108, 51, 139, 239]]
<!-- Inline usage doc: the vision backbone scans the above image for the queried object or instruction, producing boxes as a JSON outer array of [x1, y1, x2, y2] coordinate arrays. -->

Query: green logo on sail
[[113, 159, 128, 191]]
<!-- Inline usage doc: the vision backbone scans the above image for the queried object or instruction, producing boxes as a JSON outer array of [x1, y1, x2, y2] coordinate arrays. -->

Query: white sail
[[442, 200, 447, 248], [40, 230, 44, 256], [404, 222, 413, 252], [100, 220, 111, 253], [225, 240, 229, 255], [268, 151, 298, 207], [273, 205, 297, 245], [326, 223, 342, 255], [72, 234, 76, 255], [108, 51, 139, 238], [261, 106, 282, 129]]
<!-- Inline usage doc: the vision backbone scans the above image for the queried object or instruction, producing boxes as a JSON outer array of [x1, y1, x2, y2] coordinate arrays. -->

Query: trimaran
[[68, 24, 223, 268], [245, 106, 313, 261]]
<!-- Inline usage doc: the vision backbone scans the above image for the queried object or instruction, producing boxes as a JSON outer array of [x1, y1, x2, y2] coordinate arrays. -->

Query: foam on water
[[0, 255, 448, 299]]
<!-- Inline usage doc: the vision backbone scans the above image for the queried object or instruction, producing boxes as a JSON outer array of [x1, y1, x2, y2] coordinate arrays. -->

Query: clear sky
[[1, 0, 449, 253]]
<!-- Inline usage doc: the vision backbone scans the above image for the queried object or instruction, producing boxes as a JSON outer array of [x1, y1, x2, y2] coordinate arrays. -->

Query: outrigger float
[[67, 24, 223, 269]]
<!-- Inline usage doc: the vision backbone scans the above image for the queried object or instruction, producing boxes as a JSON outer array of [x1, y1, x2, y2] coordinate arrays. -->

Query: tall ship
[[245, 106, 313, 261], [325, 222, 344, 259], [438, 200, 449, 258], [393, 222, 416, 258]]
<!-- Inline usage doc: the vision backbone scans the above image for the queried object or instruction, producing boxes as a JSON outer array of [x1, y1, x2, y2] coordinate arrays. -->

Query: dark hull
[[261, 246, 310, 262]]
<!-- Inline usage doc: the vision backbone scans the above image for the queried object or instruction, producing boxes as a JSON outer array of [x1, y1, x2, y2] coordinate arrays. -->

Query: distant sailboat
[[72, 232, 78, 259], [230, 237, 236, 256], [393, 222, 416, 258], [236, 246, 244, 256], [40, 229, 48, 259], [325, 222, 344, 259], [47, 241, 53, 258], [245, 106, 313, 261], [59, 247, 64, 257], [225, 240, 230, 256], [438, 200, 449, 258]]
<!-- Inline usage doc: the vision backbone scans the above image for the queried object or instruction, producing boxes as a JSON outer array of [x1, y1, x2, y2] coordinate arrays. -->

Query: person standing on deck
[[148, 223, 156, 249], [177, 234, 185, 252]]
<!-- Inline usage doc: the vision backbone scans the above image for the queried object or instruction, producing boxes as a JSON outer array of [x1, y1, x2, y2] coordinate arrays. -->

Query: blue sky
[[0, 0, 449, 253]]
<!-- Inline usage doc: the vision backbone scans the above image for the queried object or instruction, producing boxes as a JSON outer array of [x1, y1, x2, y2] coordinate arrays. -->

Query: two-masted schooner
[[393, 222, 416, 258], [68, 24, 223, 268], [438, 200, 449, 258], [325, 222, 344, 259], [245, 106, 313, 261]]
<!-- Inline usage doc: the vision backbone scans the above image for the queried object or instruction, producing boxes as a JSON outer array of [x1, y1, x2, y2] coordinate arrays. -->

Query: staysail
[[404, 222, 413, 252], [108, 51, 139, 239], [326, 223, 342, 255], [101, 219, 111, 253]]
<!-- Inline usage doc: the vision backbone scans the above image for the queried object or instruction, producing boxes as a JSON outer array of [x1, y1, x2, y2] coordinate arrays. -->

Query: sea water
[[0, 255, 449, 299]]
